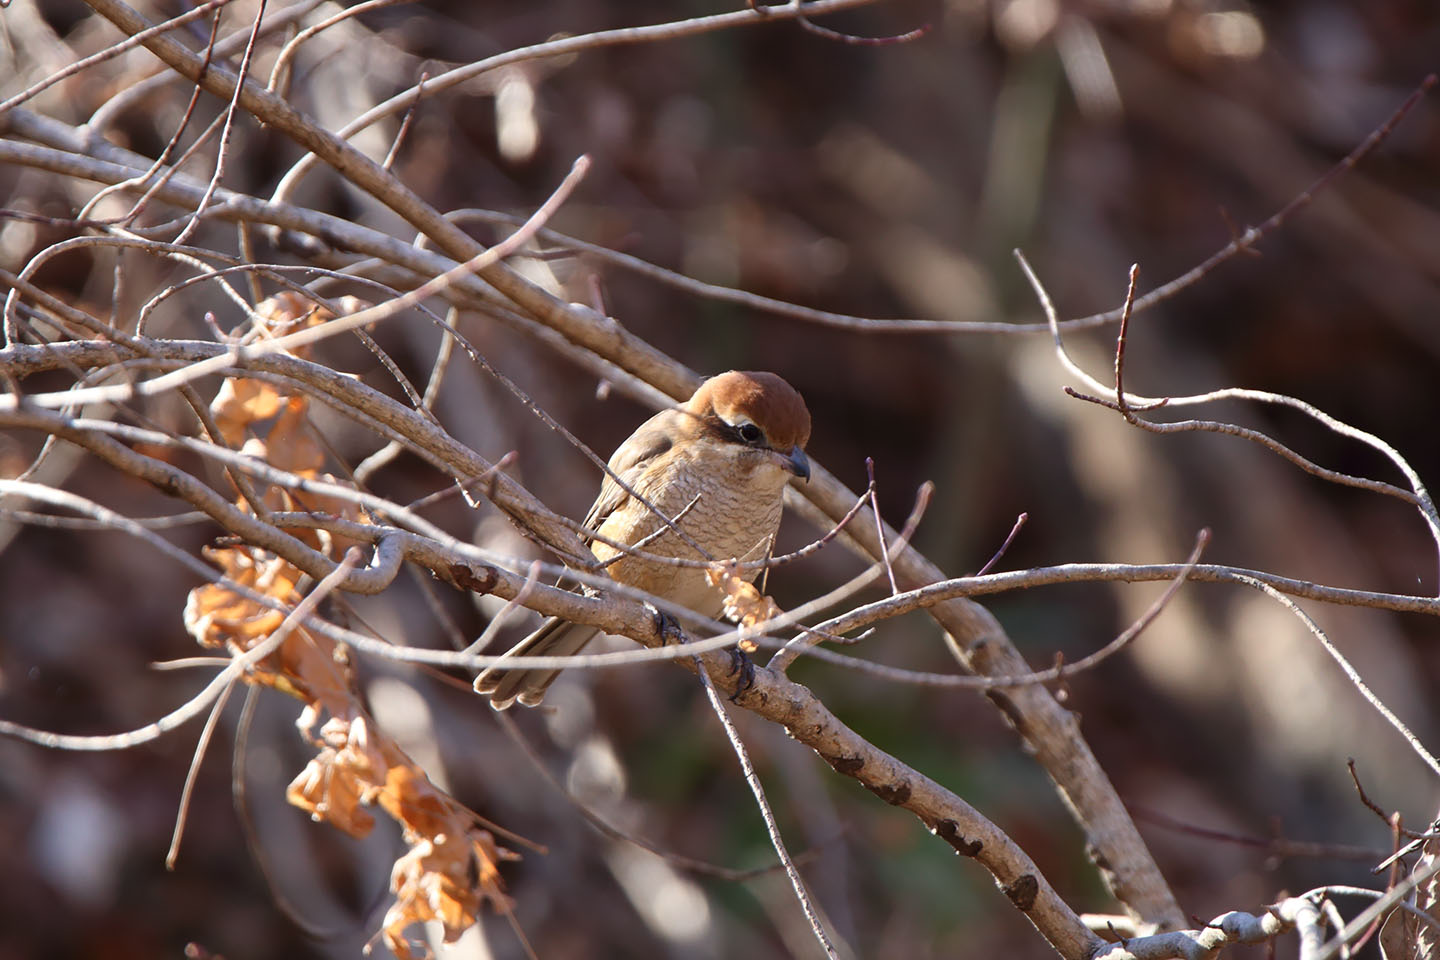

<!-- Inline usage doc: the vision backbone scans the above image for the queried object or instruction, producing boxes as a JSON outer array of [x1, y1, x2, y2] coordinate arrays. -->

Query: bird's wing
[[580, 409, 679, 536]]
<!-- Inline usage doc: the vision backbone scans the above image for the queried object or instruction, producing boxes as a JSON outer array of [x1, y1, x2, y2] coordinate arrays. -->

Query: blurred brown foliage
[[2, 1, 1439, 958]]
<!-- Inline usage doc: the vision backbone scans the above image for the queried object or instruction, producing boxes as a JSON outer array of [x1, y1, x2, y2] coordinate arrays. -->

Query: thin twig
[[974, 512, 1027, 577], [382, 69, 427, 170], [151, 657, 233, 671], [866, 457, 897, 595], [1319, 898, 1349, 959], [356, 311, 457, 484], [78, 73, 218, 224], [236, 221, 264, 307], [1112, 263, 1142, 424], [796, 14, 929, 45], [1344, 759, 1430, 842], [797, 528, 1210, 688], [764, 484, 873, 567], [694, 661, 839, 960], [166, 677, 235, 869], [230, 684, 337, 938], [1018, 249, 1440, 563], [402, 453, 517, 511], [173, 0, 269, 247], [0, 506, 210, 529], [596, 494, 703, 569], [266, 0, 409, 92], [1127, 806, 1387, 863], [1078, 73, 1438, 326], [1231, 574, 1440, 781]]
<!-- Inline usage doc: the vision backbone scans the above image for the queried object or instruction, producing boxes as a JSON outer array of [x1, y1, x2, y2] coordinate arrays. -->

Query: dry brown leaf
[[210, 377, 286, 446], [263, 397, 326, 477], [383, 830, 515, 960], [208, 292, 359, 516], [240, 396, 358, 533], [706, 561, 783, 651], [279, 714, 516, 959], [190, 548, 519, 953], [286, 716, 383, 838], [183, 547, 353, 710], [184, 547, 297, 651], [249, 291, 334, 360], [207, 290, 342, 446], [286, 744, 377, 839], [185, 291, 515, 953]]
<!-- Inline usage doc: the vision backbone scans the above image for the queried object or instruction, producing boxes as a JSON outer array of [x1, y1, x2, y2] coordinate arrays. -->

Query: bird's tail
[[473, 617, 602, 709]]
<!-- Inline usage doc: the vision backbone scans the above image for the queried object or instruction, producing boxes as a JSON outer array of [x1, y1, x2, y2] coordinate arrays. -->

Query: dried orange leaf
[[286, 744, 376, 838], [184, 548, 296, 650], [247, 292, 369, 357], [383, 829, 514, 960], [285, 716, 388, 837], [251, 292, 329, 358], [265, 397, 325, 476], [210, 377, 286, 446], [184, 548, 353, 709], [705, 561, 783, 643]]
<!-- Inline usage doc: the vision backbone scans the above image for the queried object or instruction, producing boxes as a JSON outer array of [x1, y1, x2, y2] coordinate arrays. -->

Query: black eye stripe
[[703, 414, 767, 447]]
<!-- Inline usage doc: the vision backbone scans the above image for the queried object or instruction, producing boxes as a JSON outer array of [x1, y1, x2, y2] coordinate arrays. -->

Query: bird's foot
[[646, 603, 686, 645], [727, 647, 756, 701]]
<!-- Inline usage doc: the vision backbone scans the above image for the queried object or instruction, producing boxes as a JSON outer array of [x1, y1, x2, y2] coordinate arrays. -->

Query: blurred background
[[2, 0, 1439, 957]]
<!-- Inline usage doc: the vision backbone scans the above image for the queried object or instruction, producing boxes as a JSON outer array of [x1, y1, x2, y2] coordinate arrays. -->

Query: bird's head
[[685, 370, 811, 482]]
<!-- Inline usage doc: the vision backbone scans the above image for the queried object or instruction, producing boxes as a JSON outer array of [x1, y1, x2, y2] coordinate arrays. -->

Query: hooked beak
[[785, 445, 811, 482]]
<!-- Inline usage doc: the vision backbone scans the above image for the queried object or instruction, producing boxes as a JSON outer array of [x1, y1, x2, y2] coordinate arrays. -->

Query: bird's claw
[[727, 647, 755, 701], [646, 603, 686, 645]]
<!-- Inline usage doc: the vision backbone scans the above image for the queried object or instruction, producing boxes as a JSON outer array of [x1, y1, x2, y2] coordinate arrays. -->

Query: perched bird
[[475, 370, 811, 709]]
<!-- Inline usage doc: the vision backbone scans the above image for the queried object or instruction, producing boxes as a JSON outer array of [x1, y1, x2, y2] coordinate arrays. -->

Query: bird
[[474, 370, 811, 709]]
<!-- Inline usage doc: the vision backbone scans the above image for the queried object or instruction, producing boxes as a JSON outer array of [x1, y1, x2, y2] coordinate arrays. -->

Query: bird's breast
[[590, 452, 787, 616]]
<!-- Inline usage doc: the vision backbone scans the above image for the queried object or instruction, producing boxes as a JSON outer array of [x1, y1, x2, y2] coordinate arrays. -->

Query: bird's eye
[[737, 422, 764, 445]]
